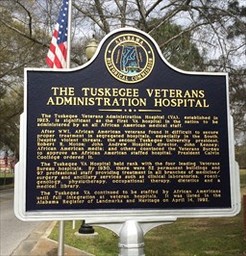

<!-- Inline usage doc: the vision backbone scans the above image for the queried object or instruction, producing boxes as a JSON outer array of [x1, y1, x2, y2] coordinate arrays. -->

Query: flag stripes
[[46, 0, 69, 68]]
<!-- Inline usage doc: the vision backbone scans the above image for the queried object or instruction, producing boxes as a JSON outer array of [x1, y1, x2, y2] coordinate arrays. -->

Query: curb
[[11, 221, 54, 256], [11, 221, 94, 256]]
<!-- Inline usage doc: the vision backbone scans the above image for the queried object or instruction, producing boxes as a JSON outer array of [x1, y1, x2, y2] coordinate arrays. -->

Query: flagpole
[[58, 0, 72, 251], [58, 1, 72, 254], [66, 0, 72, 68]]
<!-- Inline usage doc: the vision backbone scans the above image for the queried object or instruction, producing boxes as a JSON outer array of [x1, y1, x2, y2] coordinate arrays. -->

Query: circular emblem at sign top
[[105, 33, 155, 83]]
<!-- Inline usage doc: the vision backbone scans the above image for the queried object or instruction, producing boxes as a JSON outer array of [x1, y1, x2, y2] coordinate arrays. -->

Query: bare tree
[[0, 0, 245, 150]]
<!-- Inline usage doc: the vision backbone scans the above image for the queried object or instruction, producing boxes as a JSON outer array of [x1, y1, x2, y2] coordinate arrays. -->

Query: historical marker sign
[[15, 28, 240, 221]]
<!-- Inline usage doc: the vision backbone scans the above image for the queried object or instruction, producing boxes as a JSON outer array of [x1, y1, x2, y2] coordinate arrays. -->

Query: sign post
[[15, 28, 240, 255]]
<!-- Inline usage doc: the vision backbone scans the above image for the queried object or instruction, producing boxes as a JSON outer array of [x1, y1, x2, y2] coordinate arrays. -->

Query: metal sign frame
[[15, 27, 241, 222]]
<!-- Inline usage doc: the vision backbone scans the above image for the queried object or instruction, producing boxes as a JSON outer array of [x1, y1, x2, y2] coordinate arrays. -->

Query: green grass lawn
[[49, 170, 246, 256], [0, 172, 14, 186], [50, 214, 246, 256], [0, 172, 14, 178]]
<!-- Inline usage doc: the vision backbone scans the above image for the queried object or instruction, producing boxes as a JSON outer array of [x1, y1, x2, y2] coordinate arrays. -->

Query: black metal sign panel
[[19, 28, 239, 218]]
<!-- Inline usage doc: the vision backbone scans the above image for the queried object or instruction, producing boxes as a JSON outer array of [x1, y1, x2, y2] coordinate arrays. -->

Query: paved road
[[0, 187, 41, 256]]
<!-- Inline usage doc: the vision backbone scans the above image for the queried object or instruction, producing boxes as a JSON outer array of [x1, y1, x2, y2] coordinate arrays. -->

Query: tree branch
[[94, 0, 110, 33], [158, 22, 209, 49], [115, 0, 127, 27], [73, 2, 106, 32], [135, 0, 148, 30], [16, 0, 32, 37], [0, 19, 48, 47]]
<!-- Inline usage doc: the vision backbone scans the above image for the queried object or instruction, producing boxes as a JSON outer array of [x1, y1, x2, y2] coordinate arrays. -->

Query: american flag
[[46, 0, 69, 68]]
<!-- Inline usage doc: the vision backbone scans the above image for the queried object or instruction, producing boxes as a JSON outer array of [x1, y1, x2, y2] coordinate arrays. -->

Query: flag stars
[[54, 1, 68, 42]]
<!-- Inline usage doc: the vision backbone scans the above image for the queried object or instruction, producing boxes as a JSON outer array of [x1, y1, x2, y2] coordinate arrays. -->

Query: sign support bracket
[[87, 217, 177, 256]]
